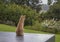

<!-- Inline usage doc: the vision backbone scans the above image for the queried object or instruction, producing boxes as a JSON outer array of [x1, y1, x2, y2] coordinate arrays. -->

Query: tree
[[0, 0, 42, 13], [43, 0, 60, 20], [0, 3, 38, 26], [48, 0, 52, 5]]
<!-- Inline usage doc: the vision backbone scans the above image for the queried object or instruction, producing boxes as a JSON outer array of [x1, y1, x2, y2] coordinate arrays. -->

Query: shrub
[[27, 21, 42, 31], [0, 3, 38, 26], [41, 19, 60, 33]]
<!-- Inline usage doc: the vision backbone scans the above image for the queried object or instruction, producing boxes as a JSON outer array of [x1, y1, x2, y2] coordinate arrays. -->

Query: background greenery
[[0, 0, 60, 33], [0, 0, 60, 42]]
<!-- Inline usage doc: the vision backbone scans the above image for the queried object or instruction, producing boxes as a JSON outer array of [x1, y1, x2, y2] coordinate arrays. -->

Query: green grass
[[0, 24, 60, 42], [56, 34, 60, 42], [0, 24, 47, 33]]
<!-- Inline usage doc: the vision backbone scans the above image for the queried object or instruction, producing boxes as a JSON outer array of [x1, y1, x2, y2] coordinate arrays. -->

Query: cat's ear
[[21, 15, 26, 18]]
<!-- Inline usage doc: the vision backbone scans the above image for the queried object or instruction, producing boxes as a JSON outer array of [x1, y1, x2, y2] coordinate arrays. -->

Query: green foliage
[[31, 21, 41, 31], [36, 0, 60, 33], [41, 20, 60, 33], [0, 3, 38, 26], [44, 0, 60, 20], [0, 0, 42, 13], [25, 21, 43, 31], [48, 0, 52, 5], [29, 17, 60, 34]]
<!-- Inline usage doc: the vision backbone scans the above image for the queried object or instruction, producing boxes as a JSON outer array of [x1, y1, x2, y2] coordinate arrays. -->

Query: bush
[[24, 19, 60, 34], [0, 3, 38, 26], [25, 21, 42, 31], [41, 19, 60, 33]]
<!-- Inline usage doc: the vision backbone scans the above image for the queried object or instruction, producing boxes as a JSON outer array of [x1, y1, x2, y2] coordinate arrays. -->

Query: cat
[[16, 15, 25, 36]]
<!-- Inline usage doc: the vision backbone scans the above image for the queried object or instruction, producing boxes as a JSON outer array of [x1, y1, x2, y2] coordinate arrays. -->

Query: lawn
[[0, 24, 60, 42], [0, 24, 47, 33]]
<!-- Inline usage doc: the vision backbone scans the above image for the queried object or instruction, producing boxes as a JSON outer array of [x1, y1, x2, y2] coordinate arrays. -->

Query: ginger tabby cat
[[16, 15, 25, 36]]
